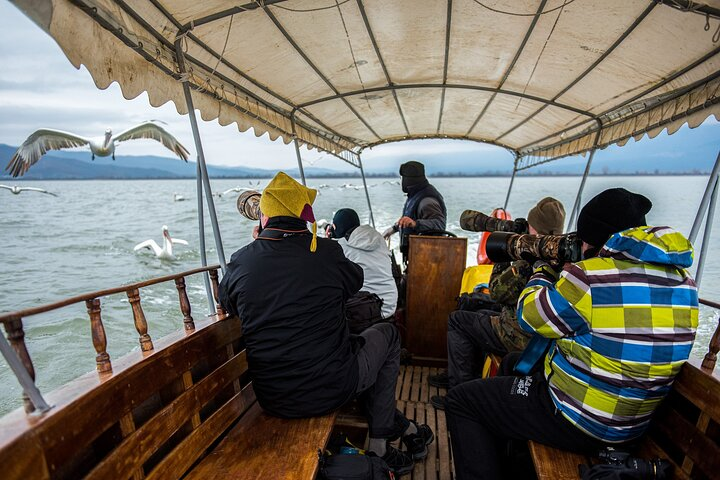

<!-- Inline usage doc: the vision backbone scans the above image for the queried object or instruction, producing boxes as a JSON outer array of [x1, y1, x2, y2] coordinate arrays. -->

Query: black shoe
[[428, 370, 449, 388], [430, 395, 446, 411], [382, 445, 415, 476], [403, 421, 435, 460]]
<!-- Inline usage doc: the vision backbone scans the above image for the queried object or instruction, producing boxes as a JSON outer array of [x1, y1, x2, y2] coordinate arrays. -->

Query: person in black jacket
[[383, 161, 447, 263], [219, 172, 433, 475]]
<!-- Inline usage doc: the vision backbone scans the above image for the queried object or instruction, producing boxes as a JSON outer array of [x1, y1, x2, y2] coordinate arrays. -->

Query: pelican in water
[[6, 122, 190, 177], [134, 225, 188, 260], [0, 184, 57, 196], [173, 193, 186, 202]]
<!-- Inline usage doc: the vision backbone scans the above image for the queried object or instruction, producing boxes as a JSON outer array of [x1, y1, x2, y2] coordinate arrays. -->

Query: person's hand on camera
[[397, 216, 416, 229], [532, 260, 560, 281], [382, 225, 398, 239], [252, 225, 261, 240]]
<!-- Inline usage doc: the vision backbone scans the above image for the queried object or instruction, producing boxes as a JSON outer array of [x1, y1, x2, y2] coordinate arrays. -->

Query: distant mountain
[[0, 144, 340, 180]]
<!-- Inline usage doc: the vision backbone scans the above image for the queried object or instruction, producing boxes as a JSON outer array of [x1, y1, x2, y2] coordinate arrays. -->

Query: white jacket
[[339, 225, 398, 319]]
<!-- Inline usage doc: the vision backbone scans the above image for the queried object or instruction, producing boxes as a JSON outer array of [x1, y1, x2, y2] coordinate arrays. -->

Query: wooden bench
[[0, 314, 337, 480], [529, 359, 720, 480]]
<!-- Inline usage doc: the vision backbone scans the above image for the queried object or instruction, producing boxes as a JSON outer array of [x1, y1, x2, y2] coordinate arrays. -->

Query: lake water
[[1, 176, 718, 415]]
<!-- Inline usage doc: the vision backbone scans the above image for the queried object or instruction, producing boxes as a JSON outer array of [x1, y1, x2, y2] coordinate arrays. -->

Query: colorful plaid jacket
[[518, 226, 698, 442]]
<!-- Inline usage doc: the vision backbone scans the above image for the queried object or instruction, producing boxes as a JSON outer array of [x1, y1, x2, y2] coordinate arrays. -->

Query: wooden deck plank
[[396, 365, 406, 400], [401, 366, 413, 401], [426, 400, 438, 480], [413, 402, 427, 480], [411, 367, 422, 403], [420, 366, 430, 403], [437, 405, 451, 480]]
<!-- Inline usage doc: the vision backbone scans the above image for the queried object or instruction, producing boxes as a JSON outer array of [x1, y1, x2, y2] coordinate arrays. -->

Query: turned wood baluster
[[701, 317, 720, 372], [127, 288, 154, 352], [209, 268, 226, 318], [86, 298, 112, 373], [175, 277, 195, 331], [3, 318, 37, 413]]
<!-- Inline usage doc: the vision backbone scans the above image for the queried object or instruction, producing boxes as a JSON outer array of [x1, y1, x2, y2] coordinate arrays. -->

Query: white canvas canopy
[[11, 0, 720, 165]]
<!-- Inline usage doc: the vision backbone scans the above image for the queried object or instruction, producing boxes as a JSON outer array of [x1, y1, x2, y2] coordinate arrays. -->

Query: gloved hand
[[382, 225, 398, 239], [532, 260, 560, 281], [513, 259, 533, 279]]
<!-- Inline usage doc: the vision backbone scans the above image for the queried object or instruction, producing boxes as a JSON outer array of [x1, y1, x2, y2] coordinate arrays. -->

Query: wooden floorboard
[[395, 365, 452, 480]]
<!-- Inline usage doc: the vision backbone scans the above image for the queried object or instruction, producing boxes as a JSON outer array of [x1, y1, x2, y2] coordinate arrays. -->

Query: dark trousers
[[355, 323, 410, 438], [445, 369, 606, 480], [448, 310, 508, 388]]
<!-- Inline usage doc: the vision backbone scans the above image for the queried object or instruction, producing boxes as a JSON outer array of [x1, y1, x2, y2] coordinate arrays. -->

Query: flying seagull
[[133, 225, 188, 260], [6, 122, 190, 177], [0, 184, 57, 197]]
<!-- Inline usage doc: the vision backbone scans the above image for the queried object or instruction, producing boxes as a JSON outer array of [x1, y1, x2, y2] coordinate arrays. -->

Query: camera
[[485, 231, 582, 265], [236, 190, 262, 220], [579, 448, 672, 479], [460, 210, 528, 234]]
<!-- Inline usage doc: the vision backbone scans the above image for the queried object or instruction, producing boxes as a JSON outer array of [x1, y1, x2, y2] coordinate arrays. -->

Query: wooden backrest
[[405, 235, 467, 359], [0, 315, 252, 480], [640, 360, 720, 479]]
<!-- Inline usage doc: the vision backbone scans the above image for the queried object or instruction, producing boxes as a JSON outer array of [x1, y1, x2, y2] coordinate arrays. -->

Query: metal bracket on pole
[[358, 154, 375, 228], [0, 332, 51, 414], [567, 148, 597, 231], [695, 175, 718, 289], [196, 160, 216, 315], [290, 116, 307, 186], [504, 156, 519, 210], [690, 149, 720, 244], [174, 42, 227, 273]]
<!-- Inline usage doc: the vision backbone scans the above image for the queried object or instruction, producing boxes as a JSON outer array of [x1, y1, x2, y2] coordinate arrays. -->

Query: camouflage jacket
[[488, 260, 533, 352]]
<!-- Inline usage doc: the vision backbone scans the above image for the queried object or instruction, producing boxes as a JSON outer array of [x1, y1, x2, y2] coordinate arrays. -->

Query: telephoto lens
[[459, 210, 528, 234], [236, 190, 262, 220], [485, 232, 582, 264]]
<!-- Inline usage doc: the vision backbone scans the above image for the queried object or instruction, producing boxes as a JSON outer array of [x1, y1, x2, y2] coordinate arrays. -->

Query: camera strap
[[257, 227, 310, 241], [514, 336, 552, 375]]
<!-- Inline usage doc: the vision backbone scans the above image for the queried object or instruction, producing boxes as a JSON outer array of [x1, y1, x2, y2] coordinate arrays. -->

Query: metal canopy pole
[[175, 46, 227, 273], [695, 175, 719, 289], [291, 118, 307, 186], [568, 148, 597, 230], [690, 149, 720, 244], [358, 154, 375, 228], [504, 156, 519, 209], [196, 160, 216, 315], [0, 333, 50, 413]]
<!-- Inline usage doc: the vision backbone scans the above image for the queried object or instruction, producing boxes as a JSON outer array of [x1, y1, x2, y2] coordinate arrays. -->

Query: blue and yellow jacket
[[518, 226, 698, 442]]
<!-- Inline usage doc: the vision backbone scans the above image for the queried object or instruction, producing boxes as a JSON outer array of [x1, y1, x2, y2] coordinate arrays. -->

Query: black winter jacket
[[219, 216, 363, 418]]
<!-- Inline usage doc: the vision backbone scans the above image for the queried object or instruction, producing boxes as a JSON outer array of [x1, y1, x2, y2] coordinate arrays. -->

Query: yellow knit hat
[[259, 172, 319, 252]]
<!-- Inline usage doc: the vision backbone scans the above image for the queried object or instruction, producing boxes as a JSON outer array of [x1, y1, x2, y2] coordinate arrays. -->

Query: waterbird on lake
[[133, 225, 188, 260], [221, 186, 255, 197], [6, 122, 190, 177], [0, 184, 57, 196], [173, 193, 186, 202]]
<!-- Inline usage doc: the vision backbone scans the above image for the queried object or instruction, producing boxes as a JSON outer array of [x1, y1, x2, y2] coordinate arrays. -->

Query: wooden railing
[[699, 298, 720, 373], [0, 265, 224, 413]]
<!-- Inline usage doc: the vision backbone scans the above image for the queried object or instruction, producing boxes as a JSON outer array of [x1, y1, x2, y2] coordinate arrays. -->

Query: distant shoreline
[[0, 172, 710, 181]]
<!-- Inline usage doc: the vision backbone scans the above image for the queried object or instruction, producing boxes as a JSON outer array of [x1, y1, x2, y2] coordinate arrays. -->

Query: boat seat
[[527, 361, 720, 480], [185, 402, 337, 480]]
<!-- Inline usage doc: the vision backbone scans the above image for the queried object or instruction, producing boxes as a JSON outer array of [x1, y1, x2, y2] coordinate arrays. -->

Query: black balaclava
[[399, 161, 429, 194], [331, 208, 360, 239]]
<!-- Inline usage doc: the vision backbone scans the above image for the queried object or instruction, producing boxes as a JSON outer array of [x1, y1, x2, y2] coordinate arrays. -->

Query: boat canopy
[[11, 0, 720, 165]]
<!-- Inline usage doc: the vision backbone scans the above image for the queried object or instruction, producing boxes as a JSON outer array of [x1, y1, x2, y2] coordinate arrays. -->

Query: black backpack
[[345, 291, 384, 334], [319, 452, 394, 480], [455, 291, 502, 313]]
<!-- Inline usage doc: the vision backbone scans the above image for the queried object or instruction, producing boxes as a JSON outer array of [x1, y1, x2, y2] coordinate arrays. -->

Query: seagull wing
[[21, 187, 58, 197], [113, 122, 190, 161], [6, 129, 91, 177], [171, 238, 189, 246], [134, 240, 162, 256], [0, 185, 12, 191]]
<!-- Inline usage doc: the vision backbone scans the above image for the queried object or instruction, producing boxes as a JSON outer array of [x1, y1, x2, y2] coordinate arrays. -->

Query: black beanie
[[332, 208, 360, 239], [577, 188, 652, 247]]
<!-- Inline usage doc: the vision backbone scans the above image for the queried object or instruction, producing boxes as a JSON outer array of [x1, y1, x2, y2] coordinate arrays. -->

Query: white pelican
[[133, 225, 188, 260], [6, 122, 190, 177], [0, 184, 57, 197], [173, 193, 186, 202]]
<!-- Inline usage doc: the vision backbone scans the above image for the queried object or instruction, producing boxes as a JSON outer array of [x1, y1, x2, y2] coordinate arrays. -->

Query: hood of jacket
[[345, 225, 387, 252], [600, 226, 694, 269]]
